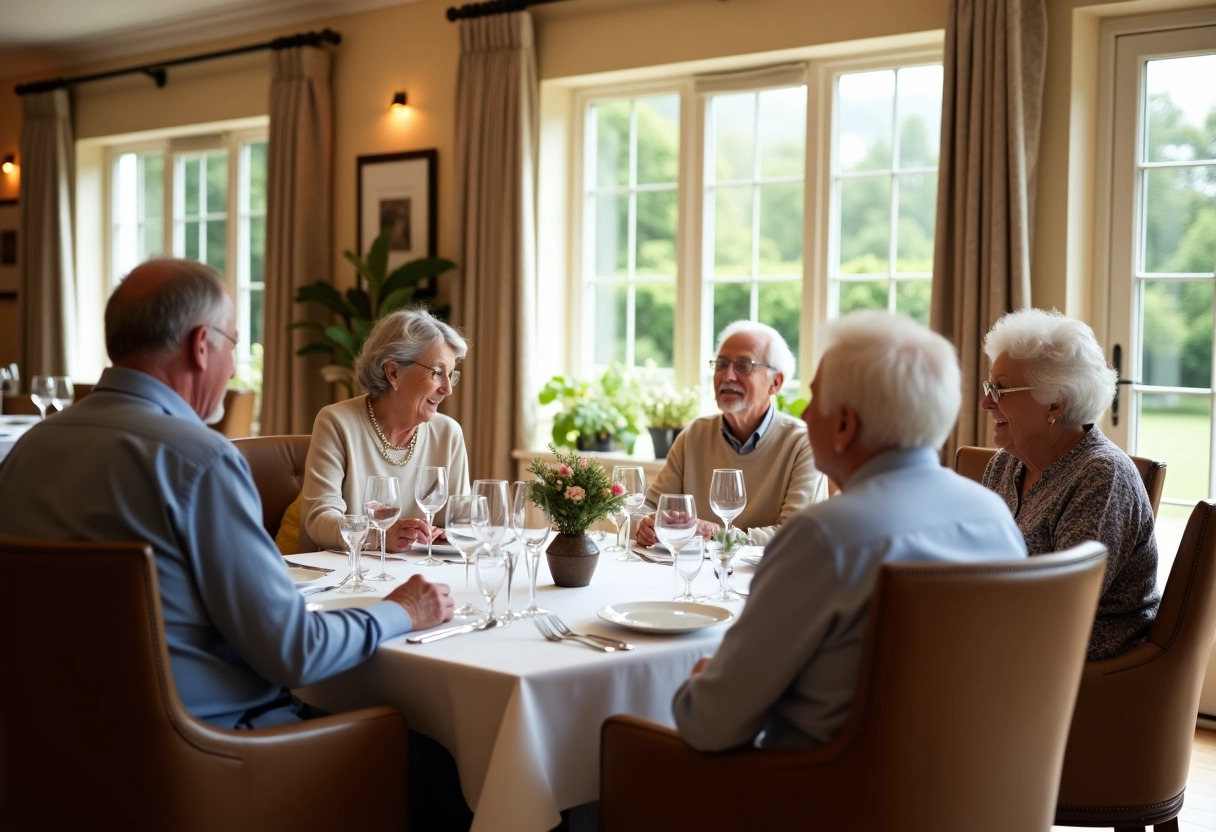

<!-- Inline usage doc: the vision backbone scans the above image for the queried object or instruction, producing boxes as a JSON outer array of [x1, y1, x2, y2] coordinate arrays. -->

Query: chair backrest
[[954, 444, 1166, 518], [1057, 499, 1216, 819], [209, 387, 256, 438], [232, 434, 312, 542]]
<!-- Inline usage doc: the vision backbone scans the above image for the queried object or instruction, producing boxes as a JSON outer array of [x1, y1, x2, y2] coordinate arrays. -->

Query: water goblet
[[708, 468, 746, 601], [603, 503, 627, 555], [612, 466, 646, 562], [673, 536, 705, 602], [414, 467, 449, 566], [49, 376, 74, 413], [29, 375, 53, 419], [364, 476, 402, 581], [511, 481, 550, 617], [474, 545, 509, 625], [2, 363, 18, 395], [654, 493, 698, 598], [474, 480, 516, 620], [337, 514, 373, 593], [447, 494, 489, 616]]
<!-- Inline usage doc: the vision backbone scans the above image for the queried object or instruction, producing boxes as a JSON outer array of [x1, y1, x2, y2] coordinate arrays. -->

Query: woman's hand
[[385, 517, 436, 553]]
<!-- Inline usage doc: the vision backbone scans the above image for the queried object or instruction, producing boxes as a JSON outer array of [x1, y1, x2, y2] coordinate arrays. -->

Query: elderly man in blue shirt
[[672, 311, 1027, 751], [0, 259, 455, 729]]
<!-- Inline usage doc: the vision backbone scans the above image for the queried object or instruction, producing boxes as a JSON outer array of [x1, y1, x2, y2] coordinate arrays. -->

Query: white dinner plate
[[409, 542, 463, 557], [288, 565, 328, 584], [598, 601, 733, 634], [306, 595, 383, 612]]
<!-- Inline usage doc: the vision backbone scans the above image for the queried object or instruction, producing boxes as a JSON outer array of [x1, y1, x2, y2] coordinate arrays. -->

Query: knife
[[406, 618, 497, 643], [300, 584, 339, 595]]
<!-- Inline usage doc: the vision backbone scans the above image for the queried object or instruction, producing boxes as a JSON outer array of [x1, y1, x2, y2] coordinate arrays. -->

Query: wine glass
[[337, 514, 372, 593], [673, 536, 705, 602], [49, 376, 74, 413], [29, 375, 53, 419], [474, 480, 515, 621], [446, 494, 489, 616], [474, 545, 509, 625], [612, 466, 646, 562], [414, 466, 449, 567], [603, 503, 627, 556], [364, 476, 402, 581], [654, 494, 698, 600], [708, 468, 746, 601], [511, 481, 550, 617]]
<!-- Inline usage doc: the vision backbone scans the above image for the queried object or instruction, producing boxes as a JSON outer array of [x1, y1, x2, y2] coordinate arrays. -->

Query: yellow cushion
[[274, 492, 303, 556]]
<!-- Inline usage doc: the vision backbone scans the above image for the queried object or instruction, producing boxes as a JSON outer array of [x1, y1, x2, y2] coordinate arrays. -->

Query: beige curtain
[[453, 12, 539, 481], [930, 0, 1047, 459], [18, 89, 76, 379], [261, 46, 333, 436]]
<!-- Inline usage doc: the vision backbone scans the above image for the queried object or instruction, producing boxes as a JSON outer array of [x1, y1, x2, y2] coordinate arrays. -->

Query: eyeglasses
[[405, 360, 461, 387], [212, 327, 238, 348], [709, 358, 777, 376], [982, 381, 1035, 403]]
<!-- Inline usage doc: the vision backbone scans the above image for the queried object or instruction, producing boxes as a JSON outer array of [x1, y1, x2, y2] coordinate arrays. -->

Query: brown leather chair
[[954, 445, 1166, 518], [1055, 499, 1216, 831], [600, 543, 1108, 832], [210, 387, 257, 438], [0, 536, 407, 832], [232, 434, 312, 546]]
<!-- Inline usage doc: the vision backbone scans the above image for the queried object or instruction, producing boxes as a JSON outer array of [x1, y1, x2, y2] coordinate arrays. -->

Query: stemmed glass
[[654, 494, 699, 601], [708, 468, 747, 601], [446, 494, 489, 617], [511, 481, 550, 617], [612, 466, 646, 562], [673, 536, 705, 602], [337, 514, 372, 593], [474, 479, 516, 621], [474, 545, 509, 625], [30, 376, 73, 419], [414, 466, 449, 567], [364, 476, 402, 581]]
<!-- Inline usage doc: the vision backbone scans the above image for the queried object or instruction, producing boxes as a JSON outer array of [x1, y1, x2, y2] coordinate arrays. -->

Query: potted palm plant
[[290, 227, 456, 396]]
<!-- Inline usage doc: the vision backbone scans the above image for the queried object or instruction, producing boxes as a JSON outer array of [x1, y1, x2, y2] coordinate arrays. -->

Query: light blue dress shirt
[[720, 403, 776, 454], [0, 367, 412, 728], [672, 446, 1028, 751]]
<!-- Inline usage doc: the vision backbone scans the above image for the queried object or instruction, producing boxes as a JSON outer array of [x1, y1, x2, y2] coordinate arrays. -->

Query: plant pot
[[649, 426, 683, 459], [545, 533, 600, 587], [576, 434, 615, 453]]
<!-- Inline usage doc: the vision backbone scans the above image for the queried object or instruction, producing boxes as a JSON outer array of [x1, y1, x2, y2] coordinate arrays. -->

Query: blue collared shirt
[[721, 403, 776, 454]]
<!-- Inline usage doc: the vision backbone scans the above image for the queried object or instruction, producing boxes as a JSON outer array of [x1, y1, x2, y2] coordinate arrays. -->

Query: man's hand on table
[[635, 515, 720, 547], [387, 575, 455, 628]]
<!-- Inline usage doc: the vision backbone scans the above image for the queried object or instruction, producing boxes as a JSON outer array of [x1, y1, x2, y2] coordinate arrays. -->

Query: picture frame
[[356, 149, 438, 295], [0, 200, 17, 294]]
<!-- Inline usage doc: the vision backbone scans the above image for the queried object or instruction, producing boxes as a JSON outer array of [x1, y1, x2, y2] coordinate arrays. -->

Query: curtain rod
[[15, 27, 341, 96], [445, 0, 565, 22]]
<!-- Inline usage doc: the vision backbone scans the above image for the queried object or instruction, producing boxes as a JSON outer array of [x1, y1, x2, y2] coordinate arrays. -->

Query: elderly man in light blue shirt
[[0, 259, 455, 728], [672, 311, 1027, 751]]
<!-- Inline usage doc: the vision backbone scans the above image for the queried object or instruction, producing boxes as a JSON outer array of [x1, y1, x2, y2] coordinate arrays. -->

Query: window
[[106, 124, 267, 395], [564, 51, 943, 406]]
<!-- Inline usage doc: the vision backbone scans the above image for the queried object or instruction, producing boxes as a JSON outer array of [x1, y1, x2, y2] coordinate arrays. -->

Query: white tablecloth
[[294, 543, 754, 832], [0, 415, 38, 463]]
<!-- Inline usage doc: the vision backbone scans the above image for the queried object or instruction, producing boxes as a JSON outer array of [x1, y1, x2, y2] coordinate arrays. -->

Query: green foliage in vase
[[538, 363, 644, 454], [527, 445, 628, 536]]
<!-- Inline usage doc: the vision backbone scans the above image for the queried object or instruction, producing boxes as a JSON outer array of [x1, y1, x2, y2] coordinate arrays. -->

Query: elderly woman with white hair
[[981, 308, 1159, 660], [301, 307, 471, 553]]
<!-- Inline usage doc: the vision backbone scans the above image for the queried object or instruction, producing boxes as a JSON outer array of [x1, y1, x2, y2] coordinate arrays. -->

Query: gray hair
[[355, 307, 469, 396], [816, 311, 961, 450], [714, 320, 795, 380], [983, 308, 1116, 428], [105, 259, 229, 362]]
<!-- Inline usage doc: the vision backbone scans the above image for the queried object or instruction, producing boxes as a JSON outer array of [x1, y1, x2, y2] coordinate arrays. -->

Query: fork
[[545, 614, 634, 651], [534, 616, 616, 652]]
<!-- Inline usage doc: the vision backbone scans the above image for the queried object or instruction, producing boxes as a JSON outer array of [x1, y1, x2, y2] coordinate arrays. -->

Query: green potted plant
[[290, 227, 456, 396], [538, 363, 644, 454], [641, 382, 702, 458]]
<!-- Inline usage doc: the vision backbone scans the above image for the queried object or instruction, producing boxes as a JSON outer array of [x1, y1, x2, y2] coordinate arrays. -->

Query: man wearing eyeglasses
[[636, 320, 827, 547]]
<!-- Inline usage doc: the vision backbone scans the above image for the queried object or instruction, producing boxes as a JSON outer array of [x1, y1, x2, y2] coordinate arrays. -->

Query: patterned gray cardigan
[[984, 426, 1160, 660]]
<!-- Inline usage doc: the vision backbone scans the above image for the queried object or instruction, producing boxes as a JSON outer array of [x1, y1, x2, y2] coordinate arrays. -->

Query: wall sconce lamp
[[390, 91, 408, 112], [1, 155, 14, 174]]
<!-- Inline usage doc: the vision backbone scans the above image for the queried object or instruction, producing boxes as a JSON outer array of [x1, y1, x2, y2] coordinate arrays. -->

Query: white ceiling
[[0, 0, 422, 78]]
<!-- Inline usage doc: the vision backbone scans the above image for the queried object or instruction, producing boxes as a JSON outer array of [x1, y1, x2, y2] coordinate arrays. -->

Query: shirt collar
[[721, 403, 776, 455]]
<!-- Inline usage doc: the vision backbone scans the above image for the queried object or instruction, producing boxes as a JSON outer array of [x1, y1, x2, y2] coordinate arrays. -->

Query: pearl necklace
[[366, 394, 419, 467]]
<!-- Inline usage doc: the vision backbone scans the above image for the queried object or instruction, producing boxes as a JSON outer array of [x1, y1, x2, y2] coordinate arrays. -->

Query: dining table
[[293, 540, 757, 832], [0, 415, 38, 464]]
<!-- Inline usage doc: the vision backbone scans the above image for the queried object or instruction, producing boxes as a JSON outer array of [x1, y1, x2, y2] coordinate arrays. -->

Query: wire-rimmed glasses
[[414, 467, 449, 567], [364, 476, 402, 582], [709, 358, 777, 376], [511, 481, 550, 617], [981, 381, 1036, 403], [447, 494, 489, 616]]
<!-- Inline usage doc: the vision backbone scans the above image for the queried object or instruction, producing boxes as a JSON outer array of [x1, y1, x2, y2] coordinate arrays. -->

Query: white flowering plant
[[527, 445, 628, 536], [642, 382, 701, 428]]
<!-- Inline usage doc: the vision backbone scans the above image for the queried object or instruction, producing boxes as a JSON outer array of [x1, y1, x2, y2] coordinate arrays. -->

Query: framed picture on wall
[[0, 200, 17, 294], [356, 149, 438, 296]]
